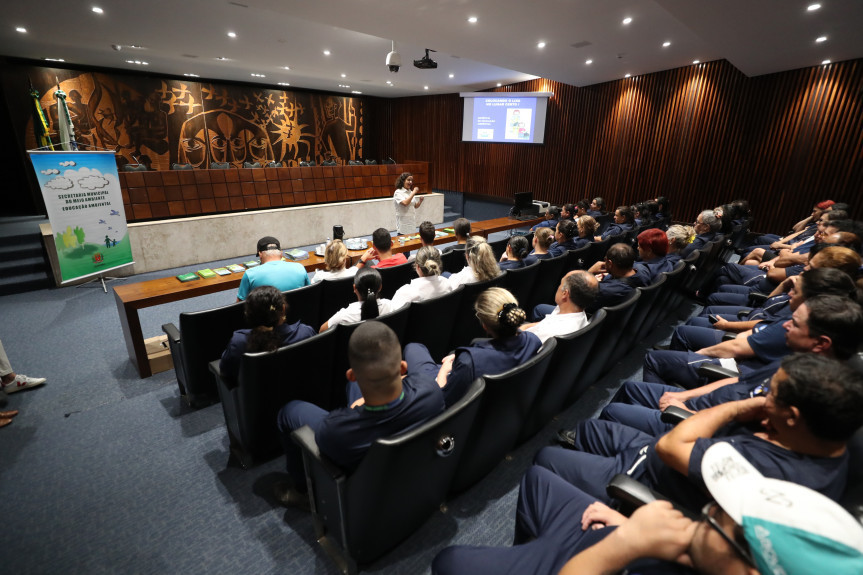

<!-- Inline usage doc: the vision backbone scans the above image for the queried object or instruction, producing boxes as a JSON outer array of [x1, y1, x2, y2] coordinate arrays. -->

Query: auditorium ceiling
[[2, 0, 862, 97]]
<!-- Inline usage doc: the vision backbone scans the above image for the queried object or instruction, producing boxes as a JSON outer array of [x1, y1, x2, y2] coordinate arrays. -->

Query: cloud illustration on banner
[[41, 169, 60, 175], [59, 161, 77, 167], [44, 177, 74, 190], [78, 175, 109, 190]]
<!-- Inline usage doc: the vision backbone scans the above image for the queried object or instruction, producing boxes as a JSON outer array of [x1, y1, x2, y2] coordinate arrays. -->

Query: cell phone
[[708, 314, 721, 324]]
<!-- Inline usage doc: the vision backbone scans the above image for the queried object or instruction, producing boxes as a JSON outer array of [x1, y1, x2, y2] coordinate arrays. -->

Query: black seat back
[[282, 282, 323, 329], [526, 252, 568, 312], [500, 262, 540, 307], [564, 244, 591, 273], [405, 286, 464, 361], [441, 249, 466, 274], [578, 290, 642, 385], [448, 274, 506, 349], [618, 274, 668, 354], [319, 275, 358, 326], [488, 237, 510, 261], [450, 339, 557, 493], [376, 261, 417, 300]]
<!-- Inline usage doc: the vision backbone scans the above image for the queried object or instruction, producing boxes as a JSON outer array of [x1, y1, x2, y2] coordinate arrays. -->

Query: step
[[0, 270, 51, 297], [0, 242, 43, 263], [0, 255, 47, 276]]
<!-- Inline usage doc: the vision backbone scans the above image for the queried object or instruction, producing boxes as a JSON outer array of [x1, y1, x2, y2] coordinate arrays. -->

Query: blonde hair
[[324, 239, 348, 271], [578, 216, 598, 238], [667, 225, 695, 251], [474, 287, 527, 338], [534, 227, 555, 250], [466, 236, 501, 281], [415, 246, 442, 276]]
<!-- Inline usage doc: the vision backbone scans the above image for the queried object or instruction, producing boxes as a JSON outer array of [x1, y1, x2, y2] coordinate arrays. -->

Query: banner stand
[[74, 272, 127, 294]]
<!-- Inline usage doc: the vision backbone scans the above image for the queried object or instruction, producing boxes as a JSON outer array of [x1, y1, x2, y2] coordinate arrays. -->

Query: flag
[[29, 78, 53, 150], [53, 78, 78, 151]]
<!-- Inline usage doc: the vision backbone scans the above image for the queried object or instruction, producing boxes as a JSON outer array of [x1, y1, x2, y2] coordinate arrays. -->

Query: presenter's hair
[[475, 287, 526, 338], [324, 240, 348, 271], [354, 267, 383, 320], [395, 172, 412, 189], [416, 247, 442, 277], [244, 286, 286, 353]]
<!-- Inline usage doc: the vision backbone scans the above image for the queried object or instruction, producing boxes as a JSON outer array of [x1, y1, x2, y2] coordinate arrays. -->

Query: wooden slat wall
[[369, 59, 863, 233]]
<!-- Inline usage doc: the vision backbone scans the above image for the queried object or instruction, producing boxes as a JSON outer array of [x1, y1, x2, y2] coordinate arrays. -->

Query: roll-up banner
[[28, 150, 134, 283]]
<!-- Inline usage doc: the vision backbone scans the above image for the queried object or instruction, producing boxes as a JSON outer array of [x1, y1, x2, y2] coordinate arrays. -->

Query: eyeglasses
[[701, 503, 755, 568]]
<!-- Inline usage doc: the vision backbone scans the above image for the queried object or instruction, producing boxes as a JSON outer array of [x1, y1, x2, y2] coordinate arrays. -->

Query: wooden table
[[114, 215, 541, 377]]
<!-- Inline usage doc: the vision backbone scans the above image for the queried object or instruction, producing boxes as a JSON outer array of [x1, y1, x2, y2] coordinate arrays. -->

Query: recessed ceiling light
[[624, 73, 631, 78], [338, 84, 350, 88], [45, 58, 65, 62], [816, 35, 827, 42], [16, 27, 26, 33], [282, 66, 290, 70], [821, 59, 831, 65], [129, 45, 143, 49], [323, 50, 331, 56], [278, 82, 290, 86], [424, 86, 429, 90], [468, 16, 477, 24], [807, 4, 821, 11], [386, 80, 392, 85], [352, 91, 362, 95], [126, 60, 148, 65], [216, 57, 228, 61], [183, 73, 199, 77], [693, 60, 700, 65], [340, 73, 346, 78], [250, 73, 265, 77], [662, 41, 671, 48], [449, 73, 454, 78], [92, 6, 103, 14], [227, 31, 237, 38], [537, 41, 546, 49], [496, 83, 502, 87], [622, 17, 632, 25], [585, 59, 593, 65]]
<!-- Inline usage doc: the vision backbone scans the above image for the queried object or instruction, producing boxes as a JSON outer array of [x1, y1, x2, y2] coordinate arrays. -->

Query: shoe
[[0, 418, 11, 428], [273, 481, 311, 511], [555, 429, 578, 449], [0, 410, 19, 418], [1, 374, 46, 394]]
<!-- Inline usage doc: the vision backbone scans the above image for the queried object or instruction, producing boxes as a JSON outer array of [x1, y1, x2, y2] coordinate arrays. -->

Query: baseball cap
[[257, 236, 281, 253], [701, 442, 863, 575]]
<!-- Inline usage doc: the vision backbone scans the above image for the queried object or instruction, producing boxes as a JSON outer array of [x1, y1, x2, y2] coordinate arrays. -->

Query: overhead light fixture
[[386, 80, 392, 85], [282, 66, 290, 70], [585, 59, 593, 65], [449, 73, 454, 78], [278, 82, 290, 86], [537, 41, 546, 49], [622, 17, 632, 25], [351, 90, 362, 94], [183, 73, 199, 77], [693, 60, 700, 65], [424, 86, 429, 90], [126, 60, 148, 65], [467, 16, 477, 23], [45, 58, 65, 62], [92, 6, 104, 14], [340, 73, 346, 78], [624, 73, 631, 78], [821, 59, 831, 65], [338, 84, 350, 88], [816, 35, 827, 42], [16, 27, 26, 33], [250, 73, 265, 77], [662, 41, 671, 47], [227, 31, 237, 38], [496, 83, 502, 87], [216, 56, 228, 61], [807, 3, 821, 11], [323, 50, 331, 56]]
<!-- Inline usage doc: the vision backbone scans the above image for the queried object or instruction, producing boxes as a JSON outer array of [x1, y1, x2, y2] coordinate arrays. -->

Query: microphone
[[387, 157, 395, 164]]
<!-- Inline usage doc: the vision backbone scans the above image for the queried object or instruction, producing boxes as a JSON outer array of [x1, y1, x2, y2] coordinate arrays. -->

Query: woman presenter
[[393, 172, 424, 235]]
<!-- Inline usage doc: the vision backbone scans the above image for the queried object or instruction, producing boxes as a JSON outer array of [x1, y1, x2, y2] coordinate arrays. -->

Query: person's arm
[[355, 247, 377, 268], [558, 502, 697, 575], [654, 396, 767, 475], [711, 316, 761, 333], [520, 321, 539, 331], [791, 215, 813, 233], [772, 250, 808, 268], [398, 187, 420, 206], [436, 354, 455, 388], [695, 331, 755, 358], [658, 376, 739, 410]]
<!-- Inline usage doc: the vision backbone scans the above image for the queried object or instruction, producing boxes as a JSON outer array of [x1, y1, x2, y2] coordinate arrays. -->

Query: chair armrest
[[606, 473, 661, 508], [697, 363, 738, 381], [292, 425, 345, 480], [161, 322, 181, 344], [736, 308, 753, 319], [660, 405, 694, 424], [208, 359, 221, 378]]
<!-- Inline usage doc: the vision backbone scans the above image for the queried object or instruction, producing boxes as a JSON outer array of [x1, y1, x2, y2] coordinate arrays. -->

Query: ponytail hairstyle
[[244, 286, 287, 353], [324, 239, 348, 272], [415, 246, 442, 277], [577, 216, 597, 238], [466, 236, 501, 281], [474, 287, 527, 338], [667, 224, 695, 251], [354, 267, 383, 320], [534, 227, 555, 250], [507, 236, 530, 261]]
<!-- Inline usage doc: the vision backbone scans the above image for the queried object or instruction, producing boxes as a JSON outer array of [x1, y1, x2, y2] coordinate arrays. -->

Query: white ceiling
[[1, 0, 861, 97]]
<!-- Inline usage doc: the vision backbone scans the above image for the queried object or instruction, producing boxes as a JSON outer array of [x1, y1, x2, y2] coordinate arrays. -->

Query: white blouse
[[391, 275, 453, 309]]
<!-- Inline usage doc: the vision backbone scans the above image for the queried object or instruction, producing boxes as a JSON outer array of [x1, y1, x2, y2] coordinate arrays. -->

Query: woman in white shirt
[[392, 247, 453, 308], [448, 236, 502, 289], [319, 267, 395, 332], [311, 240, 359, 283], [393, 172, 424, 235]]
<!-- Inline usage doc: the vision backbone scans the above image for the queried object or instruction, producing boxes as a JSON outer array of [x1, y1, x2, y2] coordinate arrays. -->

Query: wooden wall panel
[[371, 59, 863, 233]]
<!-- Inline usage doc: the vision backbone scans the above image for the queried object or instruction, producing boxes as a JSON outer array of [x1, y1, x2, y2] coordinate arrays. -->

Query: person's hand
[[759, 259, 775, 271], [658, 390, 690, 410], [581, 501, 627, 531], [770, 241, 783, 250], [360, 247, 377, 263], [436, 355, 455, 388], [350, 397, 366, 408], [610, 501, 697, 562], [587, 261, 607, 274], [732, 396, 767, 422], [412, 186, 420, 194], [780, 274, 800, 294]]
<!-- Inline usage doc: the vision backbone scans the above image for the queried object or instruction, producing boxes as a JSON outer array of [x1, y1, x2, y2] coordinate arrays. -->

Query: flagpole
[[54, 77, 78, 151]]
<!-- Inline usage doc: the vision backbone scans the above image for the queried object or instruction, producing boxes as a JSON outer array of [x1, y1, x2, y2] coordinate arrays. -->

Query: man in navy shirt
[[584, 243, 644, 314], [596, 205, 635, 241], [274, 322, 444, 508]]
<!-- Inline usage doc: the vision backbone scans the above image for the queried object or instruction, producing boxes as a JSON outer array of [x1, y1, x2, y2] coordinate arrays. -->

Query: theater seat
[[122, 163, 148, 171], [293, 378, 484, 574], [243, 161, 261, 168], [171, 162, 193, 170], [266, 161, 283, 168], [376, 261, 418, 300], [209, 162, 230, 169], [447, 274, 506, 349], [500, 261, 540, 308], [404, 286, 464, 361]]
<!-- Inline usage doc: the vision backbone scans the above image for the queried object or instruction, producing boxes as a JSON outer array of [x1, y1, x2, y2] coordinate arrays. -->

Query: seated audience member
[[319, 267, 396, 332], [274, 322, 445, 507], [237, 236, 310, 301], [536, 353, 863, 510], [560, 203, 575, 222], [391, 247, 452, 308], [680, 210, 721, 258], [714, 204, 734, 235], [587, 197, 604, 217], [529, 227, 555, 259], [356, 227, 407, 269], [642, 294, 862, 390], [599, 290, 863, 437], [596, 205, 635, 241], [633, 228, 674, 285], [548, 220, 583, 257], [584, 243, 644, 314], [442, 218, 471, 254], [499, 236, 537, 270], [575, 215, 597, 247], [522, 270, 598, 344], [447, 236, 501, 289], [433, 445, 863, 575], [747, 200, 832, 248], [573, 200, 590, 219], [665, 224, 694, 266], [405, 287, 541, 407], [311, 240, 358, 284], [530, 206, 561, 232], [654, 195, 671, 221], [220, 286, 316, 380], [406, 221, 442, 262]]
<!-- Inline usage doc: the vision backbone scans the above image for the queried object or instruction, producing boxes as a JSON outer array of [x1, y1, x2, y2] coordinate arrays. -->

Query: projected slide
[[462, 92, 550, 144]]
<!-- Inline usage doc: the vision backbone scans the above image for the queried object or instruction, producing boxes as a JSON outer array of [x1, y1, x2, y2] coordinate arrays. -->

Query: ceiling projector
[[413, 49, 438, 70]]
